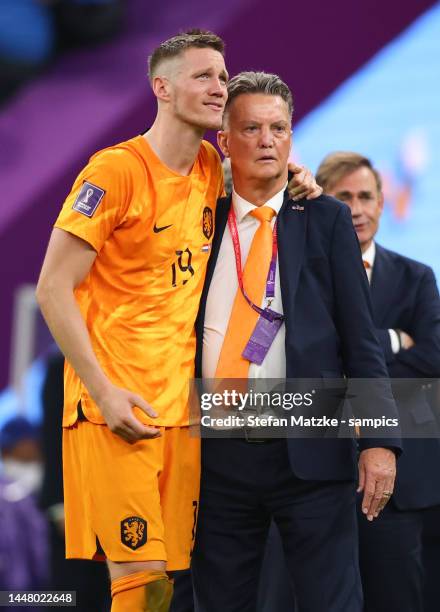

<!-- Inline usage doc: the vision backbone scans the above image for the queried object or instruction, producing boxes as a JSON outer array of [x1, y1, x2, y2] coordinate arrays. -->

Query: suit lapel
[[278, 193, 308, 318], [204, 195, 231, 294], [195, 195, 231, 378], [370, 244, 400, 324]]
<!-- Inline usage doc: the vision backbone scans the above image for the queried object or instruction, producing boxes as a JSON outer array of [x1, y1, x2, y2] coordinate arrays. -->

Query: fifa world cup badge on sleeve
[[72, 181, 105, 217]]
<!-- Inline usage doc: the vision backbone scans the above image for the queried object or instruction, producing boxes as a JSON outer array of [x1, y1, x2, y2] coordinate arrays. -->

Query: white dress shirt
[[202, 186, 287, 380], [363, 241, 400, 354]]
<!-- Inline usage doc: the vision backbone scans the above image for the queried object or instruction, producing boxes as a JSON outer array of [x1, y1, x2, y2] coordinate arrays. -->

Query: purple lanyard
[[228, 207, 282, 322]]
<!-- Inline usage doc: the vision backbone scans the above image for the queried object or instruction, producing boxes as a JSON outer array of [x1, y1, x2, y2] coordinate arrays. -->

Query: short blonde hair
[[148, 29, 225, 80]]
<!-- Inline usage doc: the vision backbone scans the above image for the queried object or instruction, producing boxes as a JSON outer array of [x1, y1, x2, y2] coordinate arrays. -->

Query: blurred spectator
[[318, 151, 440, 612], [0, 416, 48, 592], [54, 0, 123, 49], [0, 415, 43, 498], [423, 381, 440, 612], [40, 350, 111, 611], [0, 0, 55, 103], [0, 0, 123, 105]]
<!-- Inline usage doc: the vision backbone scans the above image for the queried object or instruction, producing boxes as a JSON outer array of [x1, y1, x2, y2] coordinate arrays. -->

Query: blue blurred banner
[[294, 3, 440, 280]]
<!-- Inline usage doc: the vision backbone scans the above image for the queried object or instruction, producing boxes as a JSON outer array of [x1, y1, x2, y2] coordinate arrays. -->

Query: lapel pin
[[291, 204, 304, 211]]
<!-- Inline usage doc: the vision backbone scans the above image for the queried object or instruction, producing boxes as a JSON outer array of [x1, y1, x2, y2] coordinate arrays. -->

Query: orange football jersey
[[55, 135, 223, 427]]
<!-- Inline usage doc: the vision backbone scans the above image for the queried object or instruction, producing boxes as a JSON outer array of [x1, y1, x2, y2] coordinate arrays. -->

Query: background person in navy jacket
[[316, 151, 440, 612], [191, 72, 401, 612]]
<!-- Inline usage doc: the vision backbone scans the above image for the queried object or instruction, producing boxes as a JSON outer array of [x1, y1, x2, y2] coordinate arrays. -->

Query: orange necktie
[[363, 260, 370, 270], [215, 206, 276, 379]]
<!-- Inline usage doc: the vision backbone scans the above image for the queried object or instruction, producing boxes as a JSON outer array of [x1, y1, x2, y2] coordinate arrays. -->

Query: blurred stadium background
[[0, 0, 438, 597], [1, 0, 438, 424]]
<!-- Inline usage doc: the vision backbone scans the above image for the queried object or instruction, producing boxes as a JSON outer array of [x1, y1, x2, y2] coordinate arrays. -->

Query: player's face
[[219, 93, 291, 184], [326, 167, 384, 252], [171, 47, 228, 130]]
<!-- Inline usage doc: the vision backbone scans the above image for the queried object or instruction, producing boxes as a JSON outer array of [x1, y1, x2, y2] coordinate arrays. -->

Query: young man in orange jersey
[[36, 30, 321, 611]]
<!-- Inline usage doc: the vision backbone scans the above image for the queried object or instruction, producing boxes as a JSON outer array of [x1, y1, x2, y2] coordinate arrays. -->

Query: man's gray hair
[[223, 71, 293, 126]]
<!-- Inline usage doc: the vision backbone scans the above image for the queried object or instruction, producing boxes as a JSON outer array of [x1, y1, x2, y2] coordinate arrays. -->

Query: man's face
[[169, 47, 228, 130], [326, 166, 384, 252], [218, 93, 291, 184]]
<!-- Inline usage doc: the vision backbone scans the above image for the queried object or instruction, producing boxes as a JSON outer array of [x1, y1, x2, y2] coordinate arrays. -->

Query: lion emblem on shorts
[[202, 206, 213, 240], [121, 516, 147, 550]]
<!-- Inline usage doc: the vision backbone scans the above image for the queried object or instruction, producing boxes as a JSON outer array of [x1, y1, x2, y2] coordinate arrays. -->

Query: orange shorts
[[62, 421, 200, 571]]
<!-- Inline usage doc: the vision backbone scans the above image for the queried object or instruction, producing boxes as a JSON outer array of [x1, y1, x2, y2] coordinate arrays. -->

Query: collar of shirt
[[362, 241, 376, 269], [231, 183, 287, 224]]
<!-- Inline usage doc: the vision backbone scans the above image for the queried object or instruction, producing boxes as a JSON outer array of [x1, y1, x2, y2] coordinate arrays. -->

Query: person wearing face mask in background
[[0, 416, 48, 593], [39, 350, 111, 611], [1, 416, 44, 497]]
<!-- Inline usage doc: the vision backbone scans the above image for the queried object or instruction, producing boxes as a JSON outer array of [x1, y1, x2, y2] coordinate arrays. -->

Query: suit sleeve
[[329, 204, 402, 452], [382, 267, 440, 378], [375, 329, 394, 362]]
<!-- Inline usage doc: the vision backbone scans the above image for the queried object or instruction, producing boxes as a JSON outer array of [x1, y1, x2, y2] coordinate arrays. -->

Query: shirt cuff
[[388, 329, 400, 354]]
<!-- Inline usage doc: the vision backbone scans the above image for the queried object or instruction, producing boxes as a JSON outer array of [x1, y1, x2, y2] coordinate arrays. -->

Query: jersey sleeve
[[54, 148, 133, 252]]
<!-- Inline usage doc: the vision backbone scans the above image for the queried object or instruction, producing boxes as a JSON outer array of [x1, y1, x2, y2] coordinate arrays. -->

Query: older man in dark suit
[[191, 72, 401, 612], [316, 151, 440, 612]]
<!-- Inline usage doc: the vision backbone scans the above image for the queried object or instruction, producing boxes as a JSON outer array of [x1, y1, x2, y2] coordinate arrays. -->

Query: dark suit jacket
[[195, 192, 401, 481], [39, 351, 64, 513], [370, 244, 440, 509]]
